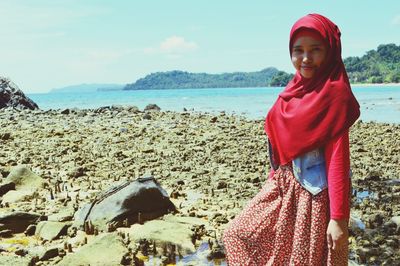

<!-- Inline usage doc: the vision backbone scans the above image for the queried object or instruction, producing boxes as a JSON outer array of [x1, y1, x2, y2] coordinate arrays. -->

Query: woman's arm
[[324, 129, 351, 250]]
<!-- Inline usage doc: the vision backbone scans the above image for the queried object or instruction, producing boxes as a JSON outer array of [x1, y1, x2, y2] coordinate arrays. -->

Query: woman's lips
[[301, 66, 314, 71]]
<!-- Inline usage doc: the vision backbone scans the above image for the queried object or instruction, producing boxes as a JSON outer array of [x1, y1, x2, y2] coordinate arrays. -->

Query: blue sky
[[1, 1, 399, 93]]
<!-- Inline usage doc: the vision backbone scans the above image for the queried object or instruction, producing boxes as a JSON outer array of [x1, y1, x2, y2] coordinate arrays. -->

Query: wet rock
[[57, 233, 128, 266], [35, 221, 71, 241], [0, 77, 39, 110], [207, 240, 225, 260], [365, 170, 383, 181], [74, 176, 176, 231], [0, 212, 45, 233]]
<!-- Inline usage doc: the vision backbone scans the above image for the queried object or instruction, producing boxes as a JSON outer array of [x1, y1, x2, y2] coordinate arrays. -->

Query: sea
[[27, 86, 400, 124]]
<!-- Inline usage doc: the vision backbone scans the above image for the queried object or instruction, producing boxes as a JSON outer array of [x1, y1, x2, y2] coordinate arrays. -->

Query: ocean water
[[27, 86, 400, 124]]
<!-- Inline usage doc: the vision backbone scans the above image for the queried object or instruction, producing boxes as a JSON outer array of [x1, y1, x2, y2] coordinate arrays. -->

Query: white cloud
[[144, 36, 198, 57], [392, 15, 400, 25]]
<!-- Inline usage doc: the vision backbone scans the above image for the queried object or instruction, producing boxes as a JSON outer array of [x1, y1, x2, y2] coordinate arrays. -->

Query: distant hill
[[124, 67, 293, 90], [344, 43, 400, 83], [50, 83, 124, 93]]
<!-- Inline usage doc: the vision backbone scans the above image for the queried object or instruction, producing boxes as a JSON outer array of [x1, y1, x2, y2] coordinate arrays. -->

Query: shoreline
[[351, 82, 400, 87]]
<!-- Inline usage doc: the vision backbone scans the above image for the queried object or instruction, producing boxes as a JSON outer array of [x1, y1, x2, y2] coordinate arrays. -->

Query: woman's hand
[[326, 219, 348, 250]]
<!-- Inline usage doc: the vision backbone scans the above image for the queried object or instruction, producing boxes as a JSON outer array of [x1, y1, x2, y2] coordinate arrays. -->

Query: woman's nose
[[302, 52, 311, 63]]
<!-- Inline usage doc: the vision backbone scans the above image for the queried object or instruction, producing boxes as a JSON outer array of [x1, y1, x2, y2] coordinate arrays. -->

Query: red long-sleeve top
[[268, 130, 351, 220], [324, 129, 350, 220]]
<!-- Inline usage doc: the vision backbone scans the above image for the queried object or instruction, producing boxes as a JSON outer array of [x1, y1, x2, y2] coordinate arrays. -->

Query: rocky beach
[[0, 104, 398, 265]]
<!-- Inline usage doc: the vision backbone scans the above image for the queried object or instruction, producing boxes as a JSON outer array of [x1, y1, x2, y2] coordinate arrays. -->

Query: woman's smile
[[291, 34, 327, 79]]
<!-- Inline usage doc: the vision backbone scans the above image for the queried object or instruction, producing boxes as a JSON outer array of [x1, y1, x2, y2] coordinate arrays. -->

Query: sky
[[0, 1, 399, 93]]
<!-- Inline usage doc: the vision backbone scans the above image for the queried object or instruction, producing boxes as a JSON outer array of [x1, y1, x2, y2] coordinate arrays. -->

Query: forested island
[[344, 43, 400, 83], [123, 43, 398, 90]]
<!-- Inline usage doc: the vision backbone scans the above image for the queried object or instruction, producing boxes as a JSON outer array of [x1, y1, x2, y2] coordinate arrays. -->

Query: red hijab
[[265, 14, 360, 166]]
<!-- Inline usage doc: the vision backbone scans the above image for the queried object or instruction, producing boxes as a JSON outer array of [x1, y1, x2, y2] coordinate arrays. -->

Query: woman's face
[[291, 35, 327, 79]]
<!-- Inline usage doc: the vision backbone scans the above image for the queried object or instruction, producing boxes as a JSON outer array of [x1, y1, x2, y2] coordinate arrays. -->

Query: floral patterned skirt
[[223, 166, 348, 265]]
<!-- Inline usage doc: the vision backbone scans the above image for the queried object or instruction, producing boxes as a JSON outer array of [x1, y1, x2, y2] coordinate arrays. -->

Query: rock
[[24, 224, 36, 236], [0, 229, 13, 237], [0, 181, 15, 197], [0, 77, 38, 110], [2, 190, 37, 203], [143, 113, 152, 120], [121, 215, 207, 255], [391, 216, 400, 227], [2, 165, 45, 203], [29, 246, 59, 261], [60, 108, 70, 115], [217, 181, 227, 189], [5, 165, 44, 190], [35, 221, 71, 241], [127, 105, 140, 113], [144, 104, 161, 111], [0, 132, 12, 140], [0, 212, 45, 233], [74, 176, 176, 231], [0, 254, 34, 266], [57, 233, 128, 266], [48, 207, 75, 222]]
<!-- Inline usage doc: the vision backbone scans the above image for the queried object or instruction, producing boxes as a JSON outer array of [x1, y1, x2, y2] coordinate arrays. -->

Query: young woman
[[223, 14, 360, 265]]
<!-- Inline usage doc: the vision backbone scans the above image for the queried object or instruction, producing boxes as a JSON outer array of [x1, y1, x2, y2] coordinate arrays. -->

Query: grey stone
[[74, 176, 175, 231], [0, 212, 45, 233], [57, 233, 128, 266], [0, 77, 38, 110], [35, 221, 71, 241], [144, 104, 161, 111], [2, 165, 45, 203], [0, 181, 15, 197], [29, 246, 59, 261], [121, 214, 207, 256], [5, 165, 44, 190]]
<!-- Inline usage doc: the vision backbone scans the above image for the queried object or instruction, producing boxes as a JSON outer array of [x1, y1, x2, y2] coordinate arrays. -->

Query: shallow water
[[28, 86, 400, 124], [143, 242, 227, 266]]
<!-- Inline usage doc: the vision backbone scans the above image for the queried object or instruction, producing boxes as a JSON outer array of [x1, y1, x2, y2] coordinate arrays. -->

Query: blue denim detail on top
[[292, 148, 327, 195]]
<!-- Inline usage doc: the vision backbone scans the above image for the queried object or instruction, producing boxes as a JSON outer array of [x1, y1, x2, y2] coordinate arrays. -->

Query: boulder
[[0, 181, 15, 197], [144, 104, 161, 111], [35, 221, 71, 241], [74, 176, 176, 231], [57, 233, 128, 266], [5, 165, 44, 190], [0, 212, 45, 233], [121, 215, 207, 256], [29, 246, 59, 261], [2, 165, 45, 203], [0, 77, 38, 110]]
